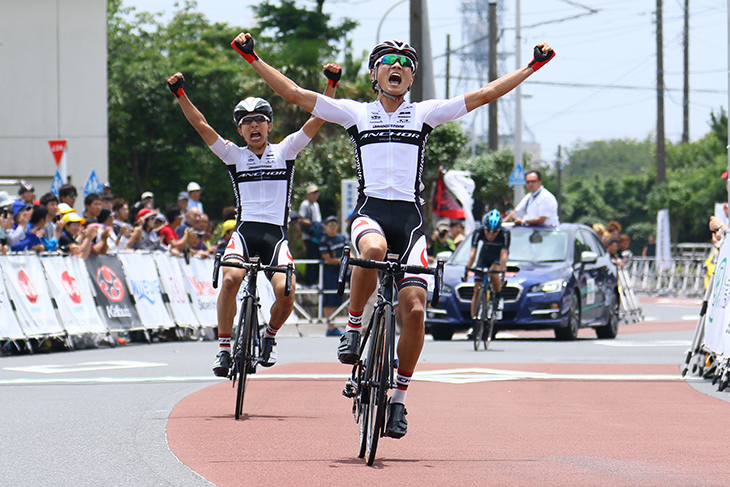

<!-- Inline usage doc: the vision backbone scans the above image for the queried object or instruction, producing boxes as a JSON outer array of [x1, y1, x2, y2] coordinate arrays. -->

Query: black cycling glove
[[168, 75, 185, 98], [231, 36, 258, 63], [323, 64, 342, 87], [528, 45, 555, 71]]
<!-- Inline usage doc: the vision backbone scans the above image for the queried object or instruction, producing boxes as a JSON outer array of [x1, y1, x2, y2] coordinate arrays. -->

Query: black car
[[425, 223, 619, 341]]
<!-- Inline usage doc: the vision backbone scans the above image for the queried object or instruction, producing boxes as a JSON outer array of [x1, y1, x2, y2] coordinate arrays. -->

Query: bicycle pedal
[[342, 379, 357, 398]]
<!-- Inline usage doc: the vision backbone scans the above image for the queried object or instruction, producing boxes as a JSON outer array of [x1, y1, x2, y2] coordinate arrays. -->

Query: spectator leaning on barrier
[[618, 234, 633, 263], [7, 203, 33, 248], [176, 191, 189, 212], [177, 206, 202, 238], [40, 192, 60, 241], [58, 184, 77, 209], [186, 182, 204, 213], [319, 215, 347, 335], [12, 205, 47, 252], [129, 208, 162, 251], [158, 204, 191, 252], [0, 191, 15, 254], [215, 219, 237, 255], [58, 212, 93, 259], [299, 184, 322, 286], [84, 193, 102, 222], [428, 219, 455, 262], [11, 182, 35, 218]]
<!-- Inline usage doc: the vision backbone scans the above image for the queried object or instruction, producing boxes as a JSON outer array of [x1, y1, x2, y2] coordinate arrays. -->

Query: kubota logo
[[61, 271, 82, 304], [17, 270, 38, 303], [96, 266, 125, 302]]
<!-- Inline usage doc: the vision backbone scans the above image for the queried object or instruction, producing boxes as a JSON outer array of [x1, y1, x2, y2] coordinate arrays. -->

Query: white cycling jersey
[[312, 95, 468, 203], [208, 130, 311, 227]]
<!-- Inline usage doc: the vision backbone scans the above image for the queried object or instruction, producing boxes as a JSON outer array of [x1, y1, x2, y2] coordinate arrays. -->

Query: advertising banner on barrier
[[42, 255, 107, 336], [152, 253, 197, 327], [178, 256, 218, 327], [85, 254, 142, 331], [0, 263, 25, 340], [117, 253, 174, 330], [705, 238, 730, 355], [0, 254, 64, 337]]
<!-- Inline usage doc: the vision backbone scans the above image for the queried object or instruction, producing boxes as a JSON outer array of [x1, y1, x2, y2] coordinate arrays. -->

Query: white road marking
[[0, 367, 699, 386], [593, 340, 691, 348], [4, 361, 167, 374]]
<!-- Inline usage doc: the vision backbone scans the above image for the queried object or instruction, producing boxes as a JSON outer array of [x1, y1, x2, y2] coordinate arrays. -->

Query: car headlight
[[529, 279, 566, 293]]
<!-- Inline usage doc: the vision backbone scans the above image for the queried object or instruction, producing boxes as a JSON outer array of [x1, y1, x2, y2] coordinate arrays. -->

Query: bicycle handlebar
[[212, 254, 294, 296], [336, 246, 444, 306]]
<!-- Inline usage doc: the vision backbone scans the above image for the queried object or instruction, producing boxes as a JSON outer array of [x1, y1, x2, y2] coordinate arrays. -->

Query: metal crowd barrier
[[626, 257, 709, 298]]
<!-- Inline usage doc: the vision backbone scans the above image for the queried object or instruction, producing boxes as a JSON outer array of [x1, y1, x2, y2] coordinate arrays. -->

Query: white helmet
[[233, 97, 273, 126]]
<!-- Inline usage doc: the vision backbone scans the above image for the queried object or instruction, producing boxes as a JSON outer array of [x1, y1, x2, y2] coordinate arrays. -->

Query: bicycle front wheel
[[484, 291, 496, 350], [474, 290, 486, 351], [365, 305, 390, 466], [234, 297, 256, 420]]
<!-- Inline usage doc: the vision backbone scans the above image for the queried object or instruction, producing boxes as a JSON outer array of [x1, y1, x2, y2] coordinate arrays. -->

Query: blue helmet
[[483, 209, 502, 232]]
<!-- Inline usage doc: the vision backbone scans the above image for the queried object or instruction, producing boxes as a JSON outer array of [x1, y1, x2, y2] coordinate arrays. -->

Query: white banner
[[705, 237, 730, 355], [0, 260, 25, 340], [656, 209, 671, 271], [152, 253, 198, 327], [41, 255, 106, 336], [444, 170, 476, 235], [179, 256, 219, 327], [118, 253, 175, 330], [0, 254, 64, 337]]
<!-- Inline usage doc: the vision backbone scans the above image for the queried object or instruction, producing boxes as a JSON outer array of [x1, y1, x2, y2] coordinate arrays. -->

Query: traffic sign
[[509, 164, 525, 186]]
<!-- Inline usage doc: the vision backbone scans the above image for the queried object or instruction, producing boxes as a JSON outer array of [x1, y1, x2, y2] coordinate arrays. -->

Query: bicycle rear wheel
[[365, 305, 390, 466], [483, 293, 496, 350], [234, 297, 256, 420]]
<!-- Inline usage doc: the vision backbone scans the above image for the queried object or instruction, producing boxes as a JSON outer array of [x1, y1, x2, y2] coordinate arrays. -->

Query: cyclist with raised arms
[[231, 32, 554, 438], [166, 64, 341, 377], [464, 209, 510, 323]]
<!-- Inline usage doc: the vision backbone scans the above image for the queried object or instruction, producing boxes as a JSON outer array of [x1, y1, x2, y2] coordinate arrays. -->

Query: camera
[[438, 229, 448, 238]]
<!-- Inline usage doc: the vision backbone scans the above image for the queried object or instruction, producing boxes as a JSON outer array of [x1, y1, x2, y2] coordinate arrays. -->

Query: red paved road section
[[168, 362, 730, 486]]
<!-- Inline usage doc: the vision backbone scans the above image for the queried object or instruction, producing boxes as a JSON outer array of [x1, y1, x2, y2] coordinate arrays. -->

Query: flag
[[443, 170, 476, 234], [432, 171, 466, 220], [50, 170, 63, 196]]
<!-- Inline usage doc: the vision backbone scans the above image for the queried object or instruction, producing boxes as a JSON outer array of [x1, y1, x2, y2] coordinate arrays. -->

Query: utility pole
[[556, 145, 562, 218], [410, 0, 423, 102], [513, 0, 525, 204], [656, 0, 666, 185], [445, 34, 451, 98], [682, 0, 689, 144], [488, 2, 498, 152]]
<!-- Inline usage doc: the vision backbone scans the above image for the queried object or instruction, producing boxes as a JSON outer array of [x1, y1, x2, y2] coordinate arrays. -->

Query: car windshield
[[450, 226, 569, 264]]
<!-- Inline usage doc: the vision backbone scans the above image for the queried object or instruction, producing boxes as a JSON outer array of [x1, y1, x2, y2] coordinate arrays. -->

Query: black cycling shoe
[[260, 337, 277, 367], [212, 350, 231, 377], [337, 330, 361, 364], [385, 401, 408, 439]]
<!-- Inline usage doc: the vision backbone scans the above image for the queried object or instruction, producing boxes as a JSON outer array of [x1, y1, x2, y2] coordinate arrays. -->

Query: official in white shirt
[[504, 170, 559, 227]]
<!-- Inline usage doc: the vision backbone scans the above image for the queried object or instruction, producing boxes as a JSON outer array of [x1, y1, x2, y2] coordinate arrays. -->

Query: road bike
[[466, 267, 505, 351], [339, 247, 443, 465], [213, 253, 293, 420]]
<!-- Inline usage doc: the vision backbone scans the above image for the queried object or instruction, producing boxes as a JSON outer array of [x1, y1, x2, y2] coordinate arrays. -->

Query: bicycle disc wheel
[[366, 307, 389, 466], [234, 298, 256, 420]]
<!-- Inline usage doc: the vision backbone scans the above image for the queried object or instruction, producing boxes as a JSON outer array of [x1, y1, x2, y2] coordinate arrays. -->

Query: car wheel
[[430, 324, 454, 341], [595, 291, 619, 339], [555, 292, 580, 341]]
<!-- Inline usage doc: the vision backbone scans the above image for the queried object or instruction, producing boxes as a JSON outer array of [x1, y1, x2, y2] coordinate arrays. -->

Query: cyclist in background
[[464, 209, 510, 322], [232, 31, 554, 438], [167, 64, 340, 377]]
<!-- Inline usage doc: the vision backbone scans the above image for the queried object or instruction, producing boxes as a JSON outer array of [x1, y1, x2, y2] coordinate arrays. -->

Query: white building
[[0, 1, 107, 210]]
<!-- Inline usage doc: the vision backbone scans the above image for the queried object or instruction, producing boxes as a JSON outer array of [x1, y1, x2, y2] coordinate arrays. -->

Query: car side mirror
[[581, 250, 598, 264]]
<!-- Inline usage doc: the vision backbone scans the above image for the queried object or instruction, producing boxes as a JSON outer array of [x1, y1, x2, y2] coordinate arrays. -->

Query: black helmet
[[368, 40, 419, 74], [233, 97, 273, 126]]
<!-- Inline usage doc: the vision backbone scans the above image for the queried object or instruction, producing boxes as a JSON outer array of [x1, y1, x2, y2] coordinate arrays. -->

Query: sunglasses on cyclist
[[377, 54, 414, 70], [238, 114, 270, 126]]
